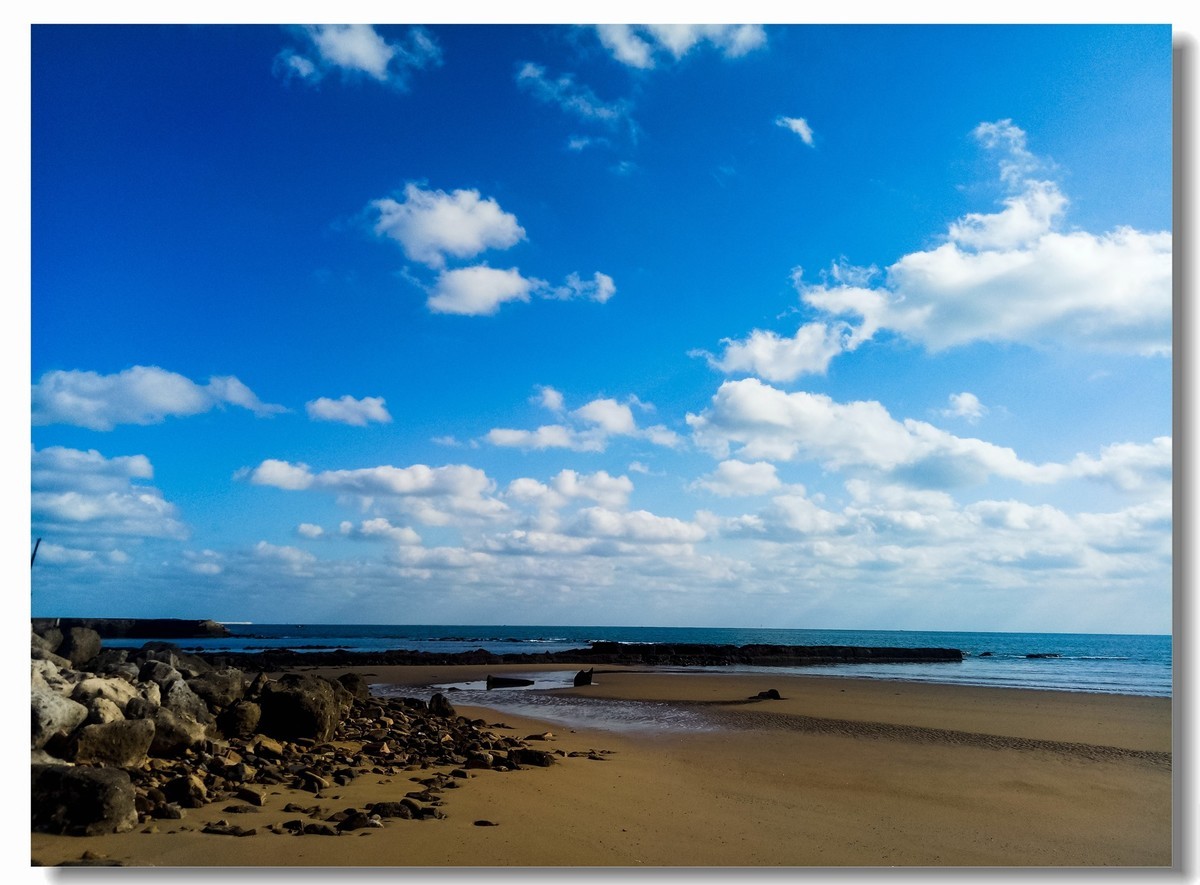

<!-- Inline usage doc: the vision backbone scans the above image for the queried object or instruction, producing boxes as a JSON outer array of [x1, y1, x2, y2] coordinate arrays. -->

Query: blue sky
[[27, 22, 1176, 632]]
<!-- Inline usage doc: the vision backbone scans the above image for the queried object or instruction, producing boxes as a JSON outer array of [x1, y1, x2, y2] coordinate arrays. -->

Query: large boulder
[[429, 692, 456, 718], [337, 672, 371, 700], [162, 679, 214, 725], [138, 659, 183, 689], [186, 668, 245, 709], [31, 764, 138, 835], [258, 674, 341, 742], [140, 643, 212, 678], [86, 697, 125, 725], [71, 676, 140, 713], [31, 686, 88, 750], [57, 628, 102, 668], [33, 625, 63, 653], [149, 708, 207, 757], [72, 719, 155, 768]]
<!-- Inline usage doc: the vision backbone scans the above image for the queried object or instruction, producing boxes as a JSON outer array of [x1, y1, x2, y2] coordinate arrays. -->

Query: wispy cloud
[[594, 25, 766, 69], [775, 115, 815, 146], [488, 389, 681, 452]]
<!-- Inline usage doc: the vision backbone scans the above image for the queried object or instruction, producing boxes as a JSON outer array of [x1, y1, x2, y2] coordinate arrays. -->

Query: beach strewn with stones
[[30, 624, 599, 864]]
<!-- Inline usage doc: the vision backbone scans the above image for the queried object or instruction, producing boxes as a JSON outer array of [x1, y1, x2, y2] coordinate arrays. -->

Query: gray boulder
[[86, 697, 125, 725], [58, 628, 103, 668], [33, 625, 63, 653], [71, 676, 139, 712], [72, 718, 155, 767], [429, 692, 456, 718], [186, 667, 245, 709], [337, 672, 371, 699], [31, 686, 88, 750], [162, 679, 214, 725], [138, 659, 183, 689], [31, 764, 138, 835], [31, 646, 74, 669], [149, 707, 208, 757]]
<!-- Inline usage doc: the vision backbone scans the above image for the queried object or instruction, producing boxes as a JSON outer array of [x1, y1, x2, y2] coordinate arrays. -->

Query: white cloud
[[274, 25, 440, 88], [1066, 437, 1172, 495], [699, 321, 857, 382], [693, 459, 781, 497], [372, 183, 526, 269], [792, 120, 1171, 356], [342, 517, 422, 546], [427, 266, 544, 315], [244, 459, 507, 525], [31, 446, 187, 540], [775, 115, 814, 146], [569, 507, 707, 544], [942, 392, 988, 423], [489, 390, 681, 452], [688, 378, 1061, 487], [32, 365, 285, 430], [532, 385, 565, 413], [306, 395, 392, 426], [552, 469, 634, 509], [297, 523, 325, 539], [253, 540, 316, 572], [548, 271, 616, 304], [595, 24, 766, 68]]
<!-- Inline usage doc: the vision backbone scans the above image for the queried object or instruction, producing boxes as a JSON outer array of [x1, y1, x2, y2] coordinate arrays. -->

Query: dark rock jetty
[[204, 641, 964, 671]]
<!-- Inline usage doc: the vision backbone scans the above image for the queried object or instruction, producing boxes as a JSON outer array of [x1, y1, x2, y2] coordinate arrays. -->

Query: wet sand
[[30, 665, 1172, 868]]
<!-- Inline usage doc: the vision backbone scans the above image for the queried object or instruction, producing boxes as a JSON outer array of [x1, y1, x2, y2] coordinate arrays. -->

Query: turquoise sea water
[[104, 624, 1172, 698]]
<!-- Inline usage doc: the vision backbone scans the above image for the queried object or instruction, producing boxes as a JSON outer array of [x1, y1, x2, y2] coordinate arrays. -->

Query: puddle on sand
[[370, 670, 716, 734]]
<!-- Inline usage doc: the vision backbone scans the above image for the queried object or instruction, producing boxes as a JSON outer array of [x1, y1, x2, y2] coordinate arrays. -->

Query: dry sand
[[29, 665, 1172, 869]]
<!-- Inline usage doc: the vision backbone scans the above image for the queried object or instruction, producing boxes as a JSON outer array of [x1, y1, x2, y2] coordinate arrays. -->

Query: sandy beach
[[30, 664, 1172, 868]]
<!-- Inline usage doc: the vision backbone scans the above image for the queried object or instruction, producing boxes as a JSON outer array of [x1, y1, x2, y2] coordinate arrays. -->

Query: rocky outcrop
[[258, 673, 340, 743]]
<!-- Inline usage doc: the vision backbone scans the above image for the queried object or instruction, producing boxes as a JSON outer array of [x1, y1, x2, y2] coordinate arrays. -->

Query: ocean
[[102, 624, 1172, 699]]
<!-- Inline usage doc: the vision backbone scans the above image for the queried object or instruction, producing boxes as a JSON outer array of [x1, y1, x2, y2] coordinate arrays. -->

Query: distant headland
[[29, 618, 230, 639]]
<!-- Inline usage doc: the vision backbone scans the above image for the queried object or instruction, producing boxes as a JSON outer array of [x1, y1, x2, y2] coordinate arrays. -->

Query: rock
[[123, 696, 159, 720], [217, 700, 261, 739], [302, 823, 339, 836], [71, 676, 140, 712], [149, 707, 208, 757], [138, 659, 183, 689], [31, 646, 74, 669], [31, 685, 89, 750], [259, 674, 341, 742], [162, 679, 214, 725], [337, 812, 373, 831], [33, 626, 63, 653], [428, 692, 456, 718], [508, 747, 556, 767], [31, 764, 138, 835], [573, 668, 594, 687], [72, 718, 155, 767], [86, 697, 125, 725], [186, 668, 245, 709], [337, 673, 371, 699], [752, 689, 782, 700], [235, 785, 266, 806], [979, 651, 994, 657], [203, 822, 256, 836], [58, 628, 102, 668], [163, 773, 208, 808], [474, 819, 499, 826]]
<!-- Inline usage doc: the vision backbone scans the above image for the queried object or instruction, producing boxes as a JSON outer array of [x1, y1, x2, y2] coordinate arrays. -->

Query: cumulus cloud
[[594, 24, 766, 68], [488, 390, 681, 452], [306, 395, 392, 426], [31, 446, 187, 540], [1065, 437, 1172, 495], [297, 523, 325, 539], [372, 184, 526, 269], [793, 120, 1171, 356], [340, 517, 422, 546], [32, 365, 285, 430], [274, 24, 440, 89], [687, 378, 1061, 488], [698, 321, 859, 382], [243, 459, 506, 524], [775, 115, 814, 146], [426, 266, 543, 315], [942, 392, 988, 423], [569, 507, 706, 544], [547, 271, 617, 304]]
